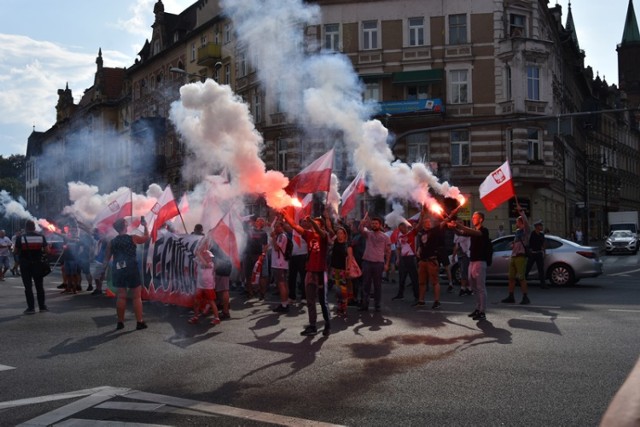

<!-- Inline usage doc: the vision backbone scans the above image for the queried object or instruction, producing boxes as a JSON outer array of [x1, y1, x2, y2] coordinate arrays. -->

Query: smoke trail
[[169, 79, 292, 209], [1, 190, 35, 222], [222, 0, 462, 206]]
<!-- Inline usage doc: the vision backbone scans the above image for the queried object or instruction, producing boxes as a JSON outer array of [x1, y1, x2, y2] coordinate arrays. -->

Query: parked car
[[605, 230, 638, 255], [452, 234, 603, 286]]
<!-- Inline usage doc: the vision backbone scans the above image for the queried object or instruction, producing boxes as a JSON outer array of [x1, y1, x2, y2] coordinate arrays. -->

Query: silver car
[[453, 234, 603, 286], [605, 230, 638, 255]]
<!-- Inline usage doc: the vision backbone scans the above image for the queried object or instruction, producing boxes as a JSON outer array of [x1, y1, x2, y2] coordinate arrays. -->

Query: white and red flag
[[284, 148, 334, 195], [149, 185, 180, 241], [340, 170, 366, 218], [93, 189, 133, 233], [209, 210, 242, 269], [294, 193, 314, 222], [479, 161, 515, 211]]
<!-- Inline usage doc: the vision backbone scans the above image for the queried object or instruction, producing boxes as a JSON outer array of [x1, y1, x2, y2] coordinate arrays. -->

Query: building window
[[407, 84, 429, 100], [406, 133, 428, 163], [408, 17, 424, 46], [450, 70, 468, 104], [224, 64, 231, 84], [254, 91, 261, 123], [506, 128, 514, 162], [153, 40, 161, 56], [200, 34, 207, 47], [224, 23, 232, 44], [527, 66, 540, 100], [448, 14, 467, 45], [324, 23, 340, 51], [362, 20, 378, 50], [510, 14, 526, 37], [364, 82, 380, 102], [238, 51, 247, 78], [506, 66, 512, 100], [190, 43, 196, 61], [277, 139, 289, 172], [451, 130, 470, 166], [527, 128, 542, 162]]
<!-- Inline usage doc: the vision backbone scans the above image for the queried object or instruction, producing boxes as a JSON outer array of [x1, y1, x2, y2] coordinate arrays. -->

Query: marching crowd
[[5, 200, 550, 336]]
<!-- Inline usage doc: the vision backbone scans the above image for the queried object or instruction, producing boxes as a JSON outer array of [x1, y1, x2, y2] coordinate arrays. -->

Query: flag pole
[[177, 204, 188, 234]]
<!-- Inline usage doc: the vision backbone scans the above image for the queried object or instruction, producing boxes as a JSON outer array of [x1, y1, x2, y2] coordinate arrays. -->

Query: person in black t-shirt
[[449, 211, 490, 321]]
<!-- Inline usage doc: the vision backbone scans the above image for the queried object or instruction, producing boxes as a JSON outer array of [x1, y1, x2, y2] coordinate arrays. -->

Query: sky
[[0, 0, 632, 158]]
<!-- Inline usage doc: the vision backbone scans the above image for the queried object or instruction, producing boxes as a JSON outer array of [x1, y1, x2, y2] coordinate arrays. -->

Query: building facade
[[25, 0, 640, 240]]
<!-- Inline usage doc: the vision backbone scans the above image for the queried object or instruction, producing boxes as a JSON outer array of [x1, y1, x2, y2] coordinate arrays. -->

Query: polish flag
[[340, 171, 366, 218], [209, 211, 241, 269], [149, 185, 180, 241], [284, 148, 334, 195], [295, 193, 314, 222], [479, 161, 515, 211], [93, 189, 133, 233], [178, 193, 189, 215]]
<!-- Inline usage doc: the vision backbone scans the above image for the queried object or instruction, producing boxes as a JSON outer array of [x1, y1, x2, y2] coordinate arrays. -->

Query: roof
[[622, 0, 640, 44]]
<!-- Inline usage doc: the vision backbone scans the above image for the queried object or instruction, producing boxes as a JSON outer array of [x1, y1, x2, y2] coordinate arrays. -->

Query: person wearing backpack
[[449, 211, 491, 321]]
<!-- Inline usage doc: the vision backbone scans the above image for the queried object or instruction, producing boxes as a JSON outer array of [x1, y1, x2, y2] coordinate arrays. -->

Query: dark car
[[452, 234, 603, 286]]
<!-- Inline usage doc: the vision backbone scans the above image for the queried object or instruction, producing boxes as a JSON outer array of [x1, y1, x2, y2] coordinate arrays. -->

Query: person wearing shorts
[[104, 218, 150, 330], [189, 250, 220, 325]]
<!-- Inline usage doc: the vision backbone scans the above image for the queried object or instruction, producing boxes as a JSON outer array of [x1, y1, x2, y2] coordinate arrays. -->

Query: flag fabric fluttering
[[479, 161, 515, 211], [284, 148, 334, 195], [149, 185, 180, 241], [340, 170, 366, 217], [294, 193, 314, 222], [209, 210, 242, 269], [93, 189, 133, 233]]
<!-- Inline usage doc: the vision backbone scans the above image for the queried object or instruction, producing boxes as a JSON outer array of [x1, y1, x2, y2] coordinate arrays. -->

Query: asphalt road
[[0, 254, 639, 426]]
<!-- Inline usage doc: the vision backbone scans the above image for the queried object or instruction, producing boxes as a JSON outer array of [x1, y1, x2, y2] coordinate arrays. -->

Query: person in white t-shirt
[[270, 221, 291, 313]]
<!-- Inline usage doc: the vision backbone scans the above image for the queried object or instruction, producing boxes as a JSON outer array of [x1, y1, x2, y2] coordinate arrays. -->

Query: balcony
[[197, 43, 222, 67]]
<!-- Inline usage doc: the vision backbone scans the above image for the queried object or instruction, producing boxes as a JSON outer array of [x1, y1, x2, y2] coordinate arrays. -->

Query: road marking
[[1, 386, 345, 427], [608, 309, 640, 313], [521, 314, 581, 320], [0, 364, 16, 371], [607, 267, 640, 276]]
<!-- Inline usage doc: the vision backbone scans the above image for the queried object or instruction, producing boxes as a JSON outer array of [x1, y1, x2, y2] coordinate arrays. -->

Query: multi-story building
[[25, 0, 640, 240]]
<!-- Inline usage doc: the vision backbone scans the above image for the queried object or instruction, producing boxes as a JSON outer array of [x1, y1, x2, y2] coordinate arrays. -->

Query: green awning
[[392, 69, 443, 84], [360, 73, 392, 83]]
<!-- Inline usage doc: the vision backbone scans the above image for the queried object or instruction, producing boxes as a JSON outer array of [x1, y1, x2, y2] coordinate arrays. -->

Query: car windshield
[[610, 231, 634, 238]]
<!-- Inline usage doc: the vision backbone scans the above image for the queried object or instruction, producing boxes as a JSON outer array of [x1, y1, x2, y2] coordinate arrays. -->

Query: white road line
[[0, 386, 123, 410], [521, 315, 581, 320], [0, 364, 16, 371], [55, 419, 169, 427], [4, 386, 345, 427], [608, 309, 640, 313], [608, 268, 640, 276]]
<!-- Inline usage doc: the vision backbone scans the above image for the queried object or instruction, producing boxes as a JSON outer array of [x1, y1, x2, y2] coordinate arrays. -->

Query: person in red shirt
[[283, 211, 331, 337]]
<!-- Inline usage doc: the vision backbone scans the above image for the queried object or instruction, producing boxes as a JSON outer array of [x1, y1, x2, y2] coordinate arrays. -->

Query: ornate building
[[25, 0, 640, 240]]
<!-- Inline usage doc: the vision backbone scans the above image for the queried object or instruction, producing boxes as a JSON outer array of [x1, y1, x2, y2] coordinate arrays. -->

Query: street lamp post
[[169, 62, 222, 82]]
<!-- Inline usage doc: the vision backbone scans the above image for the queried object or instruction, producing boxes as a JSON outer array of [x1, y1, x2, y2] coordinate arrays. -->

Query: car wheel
[[547, 263, 575, 286]]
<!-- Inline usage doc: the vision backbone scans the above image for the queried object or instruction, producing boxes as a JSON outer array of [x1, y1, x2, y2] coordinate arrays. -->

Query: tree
[[0, 155, 25, 197]]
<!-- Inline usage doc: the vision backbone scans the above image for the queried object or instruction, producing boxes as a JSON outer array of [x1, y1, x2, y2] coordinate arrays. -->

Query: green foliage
[[0, 155, 25, 197]]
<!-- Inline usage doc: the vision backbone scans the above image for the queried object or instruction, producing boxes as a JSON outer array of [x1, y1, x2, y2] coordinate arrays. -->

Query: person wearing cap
[[104, 217, 150, 330], [526, 219, 547, 288], [502, 202, 531, 305]]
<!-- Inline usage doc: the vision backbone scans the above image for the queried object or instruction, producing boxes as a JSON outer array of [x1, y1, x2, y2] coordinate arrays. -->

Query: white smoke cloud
[[221, 0, 462, 208]]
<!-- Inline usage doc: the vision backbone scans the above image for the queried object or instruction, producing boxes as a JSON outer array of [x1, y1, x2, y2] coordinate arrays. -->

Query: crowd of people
[[7, 199, 558, 334]]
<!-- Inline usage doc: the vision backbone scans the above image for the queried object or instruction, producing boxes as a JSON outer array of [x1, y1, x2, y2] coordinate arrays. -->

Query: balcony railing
[[197, 43, 222, 66]]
